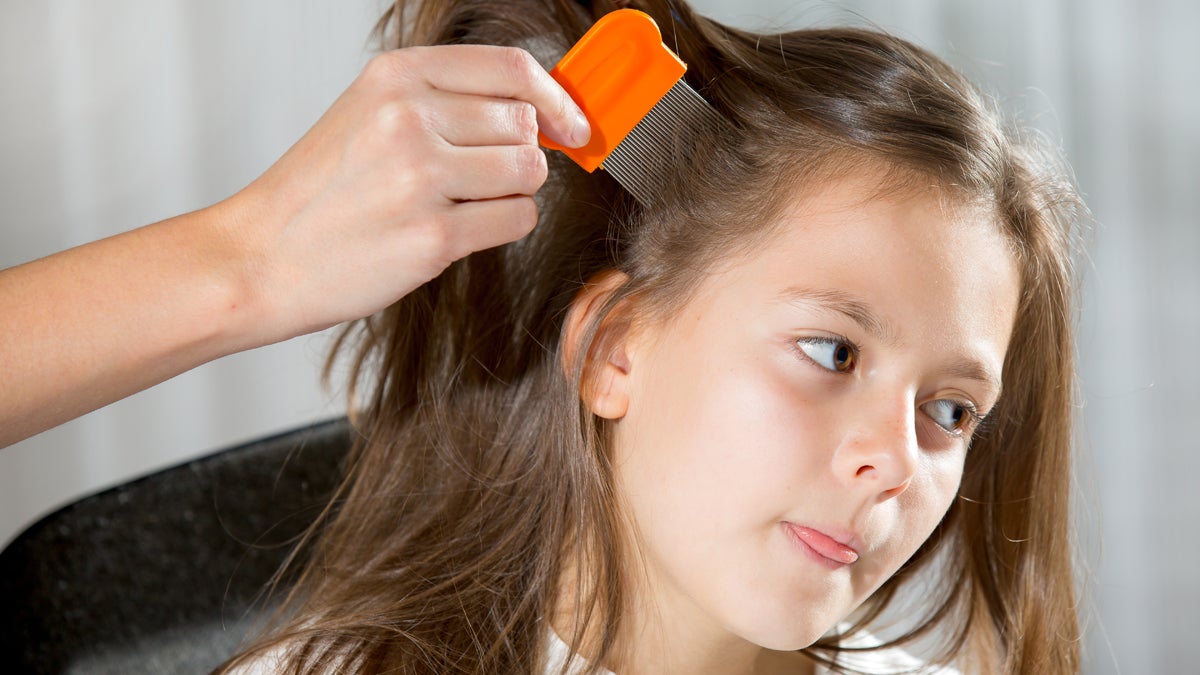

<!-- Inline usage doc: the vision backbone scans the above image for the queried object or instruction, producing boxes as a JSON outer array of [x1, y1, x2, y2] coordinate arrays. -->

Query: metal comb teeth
[[599, 79, 725, 207]]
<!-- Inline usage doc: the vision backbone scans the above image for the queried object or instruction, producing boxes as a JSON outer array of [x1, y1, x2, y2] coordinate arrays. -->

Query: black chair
[[0, 418, 352, 675]]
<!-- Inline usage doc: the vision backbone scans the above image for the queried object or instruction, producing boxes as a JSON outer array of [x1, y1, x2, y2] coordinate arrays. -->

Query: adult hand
[[224, 44, 590, 345], [0, 44, 588, 448]]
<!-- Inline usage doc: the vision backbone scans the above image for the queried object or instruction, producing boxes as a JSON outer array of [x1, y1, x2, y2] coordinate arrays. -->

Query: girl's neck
[[547, 614, 816, 675], [551, 559, 816, 675]]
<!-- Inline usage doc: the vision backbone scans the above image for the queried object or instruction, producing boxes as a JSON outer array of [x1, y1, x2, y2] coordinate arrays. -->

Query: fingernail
[[571, 109, 591, 147]]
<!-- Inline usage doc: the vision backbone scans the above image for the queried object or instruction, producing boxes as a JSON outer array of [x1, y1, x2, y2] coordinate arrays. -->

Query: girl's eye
[[922, 399, 981, 435], [796, 337, 857, 373]]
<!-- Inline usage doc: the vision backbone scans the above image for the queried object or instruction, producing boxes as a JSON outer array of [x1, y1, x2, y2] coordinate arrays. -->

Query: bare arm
[[0, 45, 589, 448], [0, 203, 258, 447]]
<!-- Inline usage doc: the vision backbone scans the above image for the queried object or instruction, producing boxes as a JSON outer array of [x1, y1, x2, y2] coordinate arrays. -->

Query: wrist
[[195, 189, 285, 351]]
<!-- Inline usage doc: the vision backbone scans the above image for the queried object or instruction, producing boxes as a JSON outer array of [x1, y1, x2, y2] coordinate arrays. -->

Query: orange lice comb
[[539, 9, 721, 205]]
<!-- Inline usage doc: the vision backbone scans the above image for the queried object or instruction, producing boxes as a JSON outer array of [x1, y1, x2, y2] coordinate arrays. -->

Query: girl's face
[[600, 173, 1020, 658]]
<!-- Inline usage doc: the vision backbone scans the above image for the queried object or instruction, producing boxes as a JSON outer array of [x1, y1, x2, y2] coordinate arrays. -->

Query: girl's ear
[[562, 270, 635, 420]]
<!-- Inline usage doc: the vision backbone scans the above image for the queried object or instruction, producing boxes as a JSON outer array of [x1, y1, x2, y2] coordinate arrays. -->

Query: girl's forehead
[[684, 174, 1019, 344], [734, 173, 1000, 267]]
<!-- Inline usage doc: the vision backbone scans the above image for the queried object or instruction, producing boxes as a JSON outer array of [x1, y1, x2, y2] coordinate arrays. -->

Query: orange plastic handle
[[538, 9, 686, 172]]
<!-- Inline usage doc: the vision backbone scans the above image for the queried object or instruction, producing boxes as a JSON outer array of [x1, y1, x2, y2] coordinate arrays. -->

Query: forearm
[[0, 200, 263, 447]]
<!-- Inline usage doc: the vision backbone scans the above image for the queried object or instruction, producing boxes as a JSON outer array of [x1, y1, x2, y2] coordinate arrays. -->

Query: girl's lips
[[783, 523, 860, 565]]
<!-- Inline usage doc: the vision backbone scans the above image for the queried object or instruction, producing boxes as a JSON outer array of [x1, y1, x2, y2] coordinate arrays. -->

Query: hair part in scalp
[[218, 1, 1085, 673]]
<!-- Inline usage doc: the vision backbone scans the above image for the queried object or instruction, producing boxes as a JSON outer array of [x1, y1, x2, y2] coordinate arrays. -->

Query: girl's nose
[[831, 397, 920, 501]]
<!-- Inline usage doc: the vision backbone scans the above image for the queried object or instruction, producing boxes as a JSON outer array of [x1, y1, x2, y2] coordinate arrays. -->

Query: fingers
[[437, 145, 549, 202], [426, 91, 540, 147], [416, 91, 552, 200], [400, 45, 591, 148], [441, 196, 540, 255]]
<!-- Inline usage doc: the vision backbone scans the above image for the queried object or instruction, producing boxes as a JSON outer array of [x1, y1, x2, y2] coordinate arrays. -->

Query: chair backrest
[[0, 418, 351, 675]]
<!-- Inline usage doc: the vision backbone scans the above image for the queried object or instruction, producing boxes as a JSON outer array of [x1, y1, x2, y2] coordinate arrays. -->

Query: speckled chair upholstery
[[0, 418, 351, 675]]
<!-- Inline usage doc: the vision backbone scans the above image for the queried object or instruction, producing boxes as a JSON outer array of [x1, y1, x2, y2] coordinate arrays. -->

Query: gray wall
[[4, 1, 1197, 672]]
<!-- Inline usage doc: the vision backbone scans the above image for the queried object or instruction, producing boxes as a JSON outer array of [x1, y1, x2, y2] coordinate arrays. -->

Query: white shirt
[[543, 627, 960, 675], [231, 626, 959, 674]]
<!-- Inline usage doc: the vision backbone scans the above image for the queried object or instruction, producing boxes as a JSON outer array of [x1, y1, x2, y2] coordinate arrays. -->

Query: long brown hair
[[220, 1, 1084, 672]]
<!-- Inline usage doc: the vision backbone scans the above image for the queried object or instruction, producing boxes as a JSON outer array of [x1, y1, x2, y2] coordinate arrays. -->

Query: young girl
[[222, 0, 1084, 672]]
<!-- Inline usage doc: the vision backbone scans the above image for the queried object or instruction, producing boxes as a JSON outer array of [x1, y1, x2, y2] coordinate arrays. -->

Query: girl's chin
[[748, 633, 825, 653], [725, 616, 835, 654]]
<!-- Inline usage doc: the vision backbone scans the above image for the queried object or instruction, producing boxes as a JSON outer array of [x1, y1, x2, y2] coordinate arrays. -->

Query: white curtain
[[3, 1, 1197, 672]]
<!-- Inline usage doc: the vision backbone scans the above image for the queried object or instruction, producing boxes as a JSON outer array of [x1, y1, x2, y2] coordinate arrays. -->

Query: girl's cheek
[[771, 351, 848, 425], [903, 452, 967, 530], [729, 354, 847, 472]]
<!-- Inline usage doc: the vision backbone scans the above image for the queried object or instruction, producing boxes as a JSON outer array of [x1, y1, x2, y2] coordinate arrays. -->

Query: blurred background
[[2, 0, 1196, 672]]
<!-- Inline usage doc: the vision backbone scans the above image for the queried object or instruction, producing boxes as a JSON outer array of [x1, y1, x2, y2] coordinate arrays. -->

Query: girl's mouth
[[782, 523, 860, 567]]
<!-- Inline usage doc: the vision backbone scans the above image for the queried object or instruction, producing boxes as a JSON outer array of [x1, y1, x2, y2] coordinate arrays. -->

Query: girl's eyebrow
[[774, 285, 1003, 396], [775, 285, 897, 345]]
